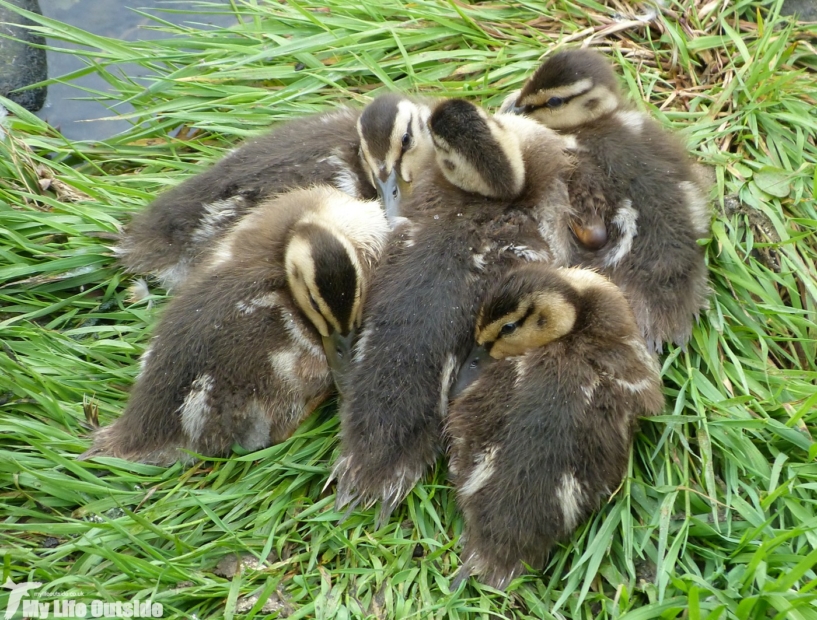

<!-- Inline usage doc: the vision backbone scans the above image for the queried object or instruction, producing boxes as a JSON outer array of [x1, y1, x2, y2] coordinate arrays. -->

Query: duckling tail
[[455, 548, 523, 591], [76, 446, 104, 461], [450, 564, 472, 590], [76, 424, 181, 466], [375, 501, 397, 530]]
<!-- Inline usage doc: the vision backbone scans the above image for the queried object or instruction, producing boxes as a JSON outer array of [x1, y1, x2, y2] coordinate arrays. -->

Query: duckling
[[331, 99, 575, 523], [503, 48, 711, 350], [357, 92, 434, 220], [447, 264, 665, 589], [117, 94, 432, 290], [80, 186, 389, 465]]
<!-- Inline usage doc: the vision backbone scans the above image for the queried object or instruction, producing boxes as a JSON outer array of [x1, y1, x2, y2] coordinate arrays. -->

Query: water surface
[[37, 0, 236, 141]]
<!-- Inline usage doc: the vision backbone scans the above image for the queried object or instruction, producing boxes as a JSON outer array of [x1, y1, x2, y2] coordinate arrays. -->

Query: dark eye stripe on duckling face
[[514, 50, 621, 130], [429, 99, 525, 200], [358, 95, 432, 221], [358, 94, 403, 172], [519, 49, 620, 101], [477, 268, 568, 333], [475, 271, 580, 358], [358, 95, 425, 182], [518, 84, 619, 130], [285, 225, 360, 337], [517, 78, 594, 109]]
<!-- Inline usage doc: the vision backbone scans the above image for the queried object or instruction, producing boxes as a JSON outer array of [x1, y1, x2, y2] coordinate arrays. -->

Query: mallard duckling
[[80, 186, 389, 465], [503, 48, 711, 350], [331, 99, 575, 523], [117, 94, 432, 290], [357, 92, 434, 221], [447, 264, 664, 589]]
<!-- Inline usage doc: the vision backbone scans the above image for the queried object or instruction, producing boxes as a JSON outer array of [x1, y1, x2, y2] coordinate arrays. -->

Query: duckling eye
[[308, 293, 320, 312], [401, 132, 411, 150], [546, 97, 564, 108], [500, 322, 518, 336]]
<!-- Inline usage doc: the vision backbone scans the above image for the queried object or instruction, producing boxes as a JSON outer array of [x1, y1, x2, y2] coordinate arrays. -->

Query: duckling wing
[[448, 334, 663, 589], [117, 108, 369, 290], [447, 350, 601, 589], [81, 260, 333, 465], [606, 161, 711, 350], [570, 117, 711, 350], [565, 153, 613, 250], [333, 222, 481, 522]]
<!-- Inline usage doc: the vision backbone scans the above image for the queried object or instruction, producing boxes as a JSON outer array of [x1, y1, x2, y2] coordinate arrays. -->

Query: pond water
[[36, 0, 237, 141]]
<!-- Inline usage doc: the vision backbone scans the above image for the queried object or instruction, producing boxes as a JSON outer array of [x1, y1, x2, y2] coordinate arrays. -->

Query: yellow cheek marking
[[285, 236, 330, 338], [475, 295, 536, 346], [386, 101, 415, 173], [477, 291, 577, 359], [524, 85, 619, 130], [398, 104, 432, 184], [357, 117, 380, 182]]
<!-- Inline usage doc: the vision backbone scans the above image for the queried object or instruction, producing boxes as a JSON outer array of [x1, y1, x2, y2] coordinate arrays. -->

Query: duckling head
[[452, 266, 619, 398], [428, 99, 525, 201], [285, 218, 365, 393], [504, 49, 622, 130], [358, 94, 433, 221], [477, 267, 581, 359]]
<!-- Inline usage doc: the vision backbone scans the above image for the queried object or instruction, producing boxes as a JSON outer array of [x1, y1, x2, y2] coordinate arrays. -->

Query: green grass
[[1, 0, 816, 618]]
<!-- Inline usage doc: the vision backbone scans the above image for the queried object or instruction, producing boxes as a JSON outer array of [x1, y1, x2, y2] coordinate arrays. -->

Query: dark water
[[36, 0, 236, 141]]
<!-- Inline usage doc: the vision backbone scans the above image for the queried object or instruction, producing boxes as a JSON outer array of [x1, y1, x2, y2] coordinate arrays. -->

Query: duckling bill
[[80, 186, 388, 464], [504, 48, 712, 350], [117, 94, 432, 290], [331, 98, 576, 523], [447, 264, 664, 589]]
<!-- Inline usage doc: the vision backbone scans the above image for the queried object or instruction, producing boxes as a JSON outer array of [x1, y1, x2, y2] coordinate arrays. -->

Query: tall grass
[[1, 1, 815, 618]]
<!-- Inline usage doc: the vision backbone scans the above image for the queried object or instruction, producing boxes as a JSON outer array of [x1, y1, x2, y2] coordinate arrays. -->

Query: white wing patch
[[269, 349, 301, 386], [327, 153, 361, 198], [603, 200, 639, 268], [282, 309, 324, 359], [353, 325, 372, 363], [555, 472, 585, 531], [136, 344, 154, 380], [439, 353, 458, 417], [236, 291, 284, 316], [678, 180, 712, 238], [180, 374, 215, 443], [627, 336, 659, 372], [460, 446, 499, 498], [190, 197, 244, 244], [513, 356, 531, 388], [581, 374, 600, 404], [561, 133, 580, 151], [206, 244, 234, 271], [505, 244, 551, 263], [614, 377, 656, 394], [154, 260, 191, 291], [615, 110, 645, 134]]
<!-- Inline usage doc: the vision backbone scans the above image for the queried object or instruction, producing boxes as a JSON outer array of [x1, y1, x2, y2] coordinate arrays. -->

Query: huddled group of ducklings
[[80, 49, 711, 589]]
